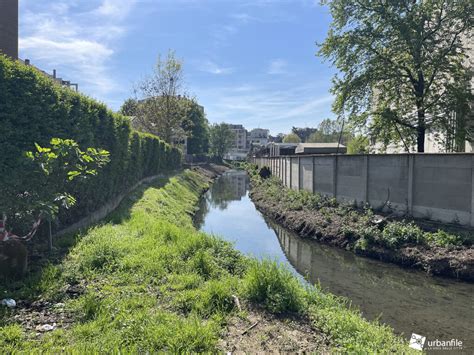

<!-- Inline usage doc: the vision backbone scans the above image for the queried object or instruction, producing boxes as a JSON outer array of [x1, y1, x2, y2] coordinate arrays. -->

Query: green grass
[[0, 169, 413, 353]]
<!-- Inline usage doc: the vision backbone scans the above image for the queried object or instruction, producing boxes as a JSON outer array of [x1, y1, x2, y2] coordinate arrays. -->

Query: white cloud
[[199, 60, 234, 75], [195, 81, 334, 133], [267, 59, 287, 74], [19, 0, 136, 97]]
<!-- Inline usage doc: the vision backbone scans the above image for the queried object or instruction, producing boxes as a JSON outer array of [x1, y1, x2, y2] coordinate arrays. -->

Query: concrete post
[[289, 157, 293, 189], [407, 155, 414, 215], [312, 156, 316, 194], [298, 157, 301, 191], [363, 155, 369, 203]]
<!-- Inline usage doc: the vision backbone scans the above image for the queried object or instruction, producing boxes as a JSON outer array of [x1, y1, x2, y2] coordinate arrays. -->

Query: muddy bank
[[249, 178, 474, 282]]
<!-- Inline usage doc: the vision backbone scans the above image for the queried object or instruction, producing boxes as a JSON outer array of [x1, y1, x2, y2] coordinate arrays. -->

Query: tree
[[3, 138, 109, 249], [347, 135, 369, 154], [133, 50, 190, 145], [319, 0, 473, 152], [291, 127, 318, 142], [306, 118, 353, 144], [119, 98, 138, 117], [209, 123, 235, 160], [282, 133, 301, 143], [181, 100, 210, 155]]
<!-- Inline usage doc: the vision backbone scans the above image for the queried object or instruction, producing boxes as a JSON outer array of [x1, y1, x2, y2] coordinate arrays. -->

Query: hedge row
[[0, 55, 181, 228]]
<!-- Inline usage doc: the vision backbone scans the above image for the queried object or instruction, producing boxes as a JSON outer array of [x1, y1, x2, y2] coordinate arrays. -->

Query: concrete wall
[[253, 154, 474, 228], [0, 0, 18, 59]]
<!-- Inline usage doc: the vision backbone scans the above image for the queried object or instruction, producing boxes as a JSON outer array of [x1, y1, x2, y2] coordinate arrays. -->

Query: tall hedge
[[0, 55, 181, 228]]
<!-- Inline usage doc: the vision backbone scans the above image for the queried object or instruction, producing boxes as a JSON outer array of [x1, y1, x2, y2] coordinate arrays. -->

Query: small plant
[[242, 259, 305, 314], [380, 221, 424, 249], [425, 230, 464, 248]]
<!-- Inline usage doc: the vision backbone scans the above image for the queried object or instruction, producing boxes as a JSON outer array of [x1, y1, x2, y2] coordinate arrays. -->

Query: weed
[[242, 259, 305, 314]]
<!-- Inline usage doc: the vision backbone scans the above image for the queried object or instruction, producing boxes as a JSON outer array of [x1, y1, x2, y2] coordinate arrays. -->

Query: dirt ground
[[218, 306, 330, 354]]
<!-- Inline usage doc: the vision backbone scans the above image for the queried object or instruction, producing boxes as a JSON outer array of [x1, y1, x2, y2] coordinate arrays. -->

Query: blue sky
[[19, 0, 337, 135]]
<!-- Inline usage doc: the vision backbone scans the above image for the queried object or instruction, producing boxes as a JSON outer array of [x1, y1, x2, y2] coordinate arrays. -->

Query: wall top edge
[[256, 153, 474, 159]]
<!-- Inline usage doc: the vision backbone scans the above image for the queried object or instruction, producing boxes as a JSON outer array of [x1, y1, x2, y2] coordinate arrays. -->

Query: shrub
[[425, 230, 464, 248], [242, 259, 305, 314], [0, 55, 181, 230], [380, 221, 424, 249]]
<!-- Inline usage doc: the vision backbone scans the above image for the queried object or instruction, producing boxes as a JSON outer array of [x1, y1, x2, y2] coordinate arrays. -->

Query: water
[[194, 170, 474, 349]]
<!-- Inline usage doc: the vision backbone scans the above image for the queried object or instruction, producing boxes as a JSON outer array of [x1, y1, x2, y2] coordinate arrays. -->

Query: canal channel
[[194, 170, 474, 350]]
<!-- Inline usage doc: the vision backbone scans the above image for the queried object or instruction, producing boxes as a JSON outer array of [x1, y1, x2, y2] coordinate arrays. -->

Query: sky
[[19, 0, 337, 135]]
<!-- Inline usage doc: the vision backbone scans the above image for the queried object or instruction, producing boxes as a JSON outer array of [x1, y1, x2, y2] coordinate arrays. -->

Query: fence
[[252, 154, 474, 228]]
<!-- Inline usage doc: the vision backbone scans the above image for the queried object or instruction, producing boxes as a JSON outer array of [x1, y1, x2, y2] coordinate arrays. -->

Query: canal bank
[[0, 167, 411, 353], [245, 164, 474, 281], [196, 169, 474, 351]]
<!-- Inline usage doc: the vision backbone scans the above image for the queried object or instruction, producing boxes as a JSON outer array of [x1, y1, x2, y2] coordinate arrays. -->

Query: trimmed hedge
[[0, 55, 181, 229]]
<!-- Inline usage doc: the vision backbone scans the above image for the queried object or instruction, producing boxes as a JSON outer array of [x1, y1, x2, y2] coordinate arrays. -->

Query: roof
[[295, 143, 347, 154]]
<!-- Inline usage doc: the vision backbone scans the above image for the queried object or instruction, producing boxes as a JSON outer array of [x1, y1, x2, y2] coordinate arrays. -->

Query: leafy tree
[[209, 123, 235, 160], [133, 50, 190, 144], [319, 0, 473, 152], [306, 118, 353, 144], [3, 138, 109, 248], [347, 135, 370, 154], [282, 133, 301, 143], [181, 100, 210, 155], [119, 98, 139, 117], [291, 127, 318, 142]]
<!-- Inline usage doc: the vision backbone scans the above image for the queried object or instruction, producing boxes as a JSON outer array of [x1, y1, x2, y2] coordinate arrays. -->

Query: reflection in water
[[195, 170, 474, 349]]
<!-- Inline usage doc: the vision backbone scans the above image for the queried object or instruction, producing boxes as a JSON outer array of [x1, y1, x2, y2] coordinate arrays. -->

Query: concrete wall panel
[[300, 157, 313, 192], [336, 156, 366, 203], [313, 156, 335, 195]]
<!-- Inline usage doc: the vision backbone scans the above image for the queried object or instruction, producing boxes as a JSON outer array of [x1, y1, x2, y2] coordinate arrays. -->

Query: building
[[0, 0, 18, 59], [0, 0, 78, 91], [224, 124, 249, 161], [295, 143, 346, 155], [268, 143, 298, 157], [248, 128, 269, 147]]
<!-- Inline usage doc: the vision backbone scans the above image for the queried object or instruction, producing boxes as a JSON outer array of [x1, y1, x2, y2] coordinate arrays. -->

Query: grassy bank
[[1, 169, 412, 352], [246, 164, 474, 281]]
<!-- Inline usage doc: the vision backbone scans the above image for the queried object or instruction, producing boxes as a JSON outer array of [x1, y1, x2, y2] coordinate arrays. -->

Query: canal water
[[194, 170, 474, 350]]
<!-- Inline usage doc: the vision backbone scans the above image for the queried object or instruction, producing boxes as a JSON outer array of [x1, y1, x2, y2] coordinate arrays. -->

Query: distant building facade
[[225, 124, 249, 161], [0, 0, 18, 59], [248, 128, 269, 147]]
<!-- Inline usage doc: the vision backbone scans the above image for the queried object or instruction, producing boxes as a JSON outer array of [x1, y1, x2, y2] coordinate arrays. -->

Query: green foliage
[[243, 259, 305, 314], [0, 55, 181, 231], [347, 135, 369, 154], [380, 222, 424, 249], [23, 138, 110, 220], [282, 132, 301, 143], [305, 118, 353, 144], [182, 100, 210, 155], [119, 98, 138, 117], [425, 230, 465, 248], [209, 123, 235, 160], [319, 0, 473, 152]]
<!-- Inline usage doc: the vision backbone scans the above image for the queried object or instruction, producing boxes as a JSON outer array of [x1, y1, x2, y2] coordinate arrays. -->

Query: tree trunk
[[416, 107, 426, 152]]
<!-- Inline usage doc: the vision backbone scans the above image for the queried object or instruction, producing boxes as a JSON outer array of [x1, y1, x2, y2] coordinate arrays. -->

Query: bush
[[425, 230, 464, 248], [242, 259, 305, 314], [0, 55, 181, 230], [380, 221, 424, 249]]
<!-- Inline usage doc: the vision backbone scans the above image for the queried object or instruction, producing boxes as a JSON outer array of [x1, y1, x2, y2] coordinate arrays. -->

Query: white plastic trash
[[1, 298, 16, 308]]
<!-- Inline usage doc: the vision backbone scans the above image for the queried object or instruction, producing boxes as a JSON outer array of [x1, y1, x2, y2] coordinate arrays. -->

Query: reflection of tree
[[208, 172, 249, 210], [193, 194, 210, 229]]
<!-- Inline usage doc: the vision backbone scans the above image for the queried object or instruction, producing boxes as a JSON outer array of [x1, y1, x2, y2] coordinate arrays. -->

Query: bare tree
[[133, 50, 190, 145]]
